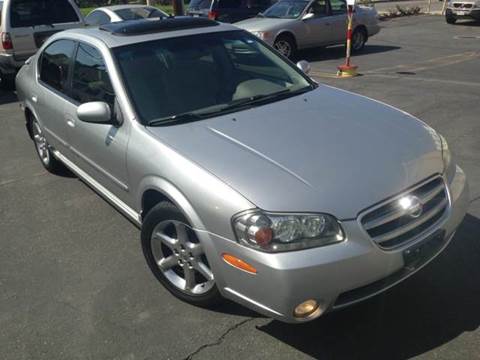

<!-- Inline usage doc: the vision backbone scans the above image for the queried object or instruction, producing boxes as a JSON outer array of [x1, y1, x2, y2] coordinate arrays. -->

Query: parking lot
[[1, 15, 479, 360]]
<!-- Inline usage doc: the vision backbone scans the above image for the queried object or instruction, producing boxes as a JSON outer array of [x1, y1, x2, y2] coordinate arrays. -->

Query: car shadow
[[296, 44, 401, 63], [454, 20, 480, 27], [0, 88, 18, 106], [257, 213, 480, 360]]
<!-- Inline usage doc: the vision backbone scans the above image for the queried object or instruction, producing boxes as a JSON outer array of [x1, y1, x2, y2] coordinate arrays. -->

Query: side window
[[71, 43, 115, 107], [85, 11, 111, 26], [39, 39, 75, 93], [309, 0, 327, 16], [330, 0, 346, 14]]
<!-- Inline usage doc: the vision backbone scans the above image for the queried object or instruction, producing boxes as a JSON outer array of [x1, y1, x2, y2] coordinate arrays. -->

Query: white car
[[84, 4, 170, 26]]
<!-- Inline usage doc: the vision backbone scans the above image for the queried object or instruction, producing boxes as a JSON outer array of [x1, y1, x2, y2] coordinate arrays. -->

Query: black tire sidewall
[[275, 35, 296, 59], [141, 201, 222, 307], [352, 28, 367, 52]]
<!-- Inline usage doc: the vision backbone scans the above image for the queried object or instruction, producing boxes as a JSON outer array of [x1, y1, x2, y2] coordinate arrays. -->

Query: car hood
[[147, 85, 443, 219], [235, 17, 294, 31]]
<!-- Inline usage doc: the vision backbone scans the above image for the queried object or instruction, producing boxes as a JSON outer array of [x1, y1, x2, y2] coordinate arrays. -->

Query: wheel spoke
[[175, 222, 189, 244], [184, 266, 196, 290], [194, 262, 214, 281], [157, 255, 178, 271], [153, 232, 178, 250]]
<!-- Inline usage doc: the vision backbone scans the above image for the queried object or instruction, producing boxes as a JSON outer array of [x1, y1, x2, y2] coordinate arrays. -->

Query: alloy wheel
[[274, 40, 292, 58], [32, 121, 50, 165], [352, 30, 366, 51], [150, 220, 214, 295]]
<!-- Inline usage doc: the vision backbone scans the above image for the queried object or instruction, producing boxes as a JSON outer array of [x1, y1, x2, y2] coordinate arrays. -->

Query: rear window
[[115, 7, 167, 20], [10, 0, 79, 28], [189, 0, 212, 9]]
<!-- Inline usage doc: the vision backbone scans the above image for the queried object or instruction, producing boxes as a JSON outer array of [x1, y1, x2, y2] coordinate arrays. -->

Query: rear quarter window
[[10, 0, 79, 28]]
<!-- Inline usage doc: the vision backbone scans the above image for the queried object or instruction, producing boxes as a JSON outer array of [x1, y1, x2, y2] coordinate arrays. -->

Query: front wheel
[[274, 34, 296, 59], [351, 28, 367, 52], [141, 201, 222, 307], [446, 13, 457, 24]]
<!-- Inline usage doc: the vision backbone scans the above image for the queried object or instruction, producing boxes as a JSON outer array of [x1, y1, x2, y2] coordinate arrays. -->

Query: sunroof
[[99, 17, 219, 36]]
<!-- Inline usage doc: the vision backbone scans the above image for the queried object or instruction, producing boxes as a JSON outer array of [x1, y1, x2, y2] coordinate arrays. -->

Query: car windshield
[[114, 30, 314, 126], [114, 7, 168, 20], [262, 0, 308, 18], [9, 0, 79, 28]]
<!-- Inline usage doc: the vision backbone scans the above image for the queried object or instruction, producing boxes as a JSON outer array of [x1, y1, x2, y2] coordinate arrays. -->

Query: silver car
[[84, 5, 170, 26], [16, 18, 469, 323], [235, 0, 380, 58]]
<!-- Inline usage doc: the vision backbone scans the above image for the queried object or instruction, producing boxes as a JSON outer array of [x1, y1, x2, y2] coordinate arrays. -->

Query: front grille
[[360, 176, 449, 249]]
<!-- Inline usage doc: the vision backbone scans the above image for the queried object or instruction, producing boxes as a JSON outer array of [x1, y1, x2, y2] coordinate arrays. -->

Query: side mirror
[[302, 12, 314, 20], [77, 102, 112, 124], [296, 60, 311, 75]]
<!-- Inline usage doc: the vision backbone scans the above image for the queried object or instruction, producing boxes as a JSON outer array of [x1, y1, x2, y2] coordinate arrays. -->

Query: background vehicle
[[187, 0, 277, 23], [16, 18, 468, 324], [84, 5, 170, 26], [235, 0, 380, 58], [445, 0, 480, 23], [0, 0, 84, 88]]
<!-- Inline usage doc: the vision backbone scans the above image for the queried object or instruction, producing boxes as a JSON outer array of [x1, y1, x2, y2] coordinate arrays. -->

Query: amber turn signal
[[222, 253, 257, 274]]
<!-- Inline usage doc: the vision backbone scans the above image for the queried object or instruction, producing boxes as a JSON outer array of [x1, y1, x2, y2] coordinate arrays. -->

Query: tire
[[351, 27, 368, 53], [446, 13, 457, 24], [141, 201, 223, 307], [29, 117, 65, 173], [274, 34, 296, 59], [0, 71, 14, 90]]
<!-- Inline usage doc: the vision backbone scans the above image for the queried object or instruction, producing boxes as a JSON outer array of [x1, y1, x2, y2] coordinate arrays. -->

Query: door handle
[[31, 95, 38, 103], [67, 119, 75, 128]]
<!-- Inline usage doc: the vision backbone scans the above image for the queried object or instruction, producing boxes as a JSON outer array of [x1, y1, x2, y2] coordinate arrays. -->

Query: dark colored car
[[187, 0, 277, 23]]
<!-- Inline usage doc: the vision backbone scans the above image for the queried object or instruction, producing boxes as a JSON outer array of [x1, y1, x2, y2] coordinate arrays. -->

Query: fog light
[[294, 300, 319, 318]]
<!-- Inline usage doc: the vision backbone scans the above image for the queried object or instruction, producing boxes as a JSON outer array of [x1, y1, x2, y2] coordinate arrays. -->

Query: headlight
[[232, 210, 345, 252], [251, 31, 271, 40], [439, 134, 451, 173]]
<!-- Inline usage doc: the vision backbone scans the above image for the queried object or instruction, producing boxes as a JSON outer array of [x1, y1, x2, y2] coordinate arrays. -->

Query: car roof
[[96, 4, 157, 11], [59, 18, 241, 48]]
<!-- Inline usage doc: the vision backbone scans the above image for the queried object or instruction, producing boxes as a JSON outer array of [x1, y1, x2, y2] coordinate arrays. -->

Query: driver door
[[300, 0, 331, 48], [63, 42, 131, 204]]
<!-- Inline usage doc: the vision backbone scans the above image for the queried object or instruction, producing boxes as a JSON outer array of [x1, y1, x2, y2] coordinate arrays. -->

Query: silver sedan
[[235, 0, 380, 58]]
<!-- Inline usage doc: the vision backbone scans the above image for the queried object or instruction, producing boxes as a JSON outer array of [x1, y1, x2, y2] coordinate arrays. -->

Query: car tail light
[[1, 32, 13, 50], [208, 10, 218, 19]]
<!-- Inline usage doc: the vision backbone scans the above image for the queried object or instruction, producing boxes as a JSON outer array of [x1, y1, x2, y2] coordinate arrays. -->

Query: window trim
[[38, 39, 116, 108], [37, 39, 78, 104]]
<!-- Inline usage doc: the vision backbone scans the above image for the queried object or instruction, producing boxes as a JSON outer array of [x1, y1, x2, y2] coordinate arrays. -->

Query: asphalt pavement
[[1, 15, 479, 360]]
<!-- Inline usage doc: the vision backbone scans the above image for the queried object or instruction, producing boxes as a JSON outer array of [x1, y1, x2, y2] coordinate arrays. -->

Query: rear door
[[36, 38, 76, 154], [7, 0, 82, 61]]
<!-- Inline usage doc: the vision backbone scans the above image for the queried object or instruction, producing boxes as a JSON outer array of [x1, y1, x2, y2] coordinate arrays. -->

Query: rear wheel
[[274, 34, 296, 59], [30, 117, 64, 173], [141, 201, 222, 307], [351, 27, 367, 52]]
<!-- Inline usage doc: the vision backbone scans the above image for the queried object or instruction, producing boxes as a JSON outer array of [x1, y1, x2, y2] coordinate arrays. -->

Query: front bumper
[[446, 7, 480, 19], [0, 53, 25, 75], [201, 166, 469, 323]]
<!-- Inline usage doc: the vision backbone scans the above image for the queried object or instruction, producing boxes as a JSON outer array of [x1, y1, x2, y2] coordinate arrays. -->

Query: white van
[[0, 0, 84, 88]]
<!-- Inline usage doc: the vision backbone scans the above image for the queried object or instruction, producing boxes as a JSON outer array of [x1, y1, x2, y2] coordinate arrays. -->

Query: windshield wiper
[[147, 112, 202, 127]]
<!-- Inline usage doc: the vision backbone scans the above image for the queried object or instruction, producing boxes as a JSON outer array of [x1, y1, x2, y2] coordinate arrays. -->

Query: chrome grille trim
[[359, 176, 449, 250]]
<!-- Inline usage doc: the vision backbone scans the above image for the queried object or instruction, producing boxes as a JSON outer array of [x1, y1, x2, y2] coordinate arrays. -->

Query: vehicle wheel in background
[[351, 27, 367, 52], [0, 71, 14, 90], [274, 34, 296, 59], [141, 201, 223, 307], [445, 12, 457, 24], [30, 117, 65, 173]]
